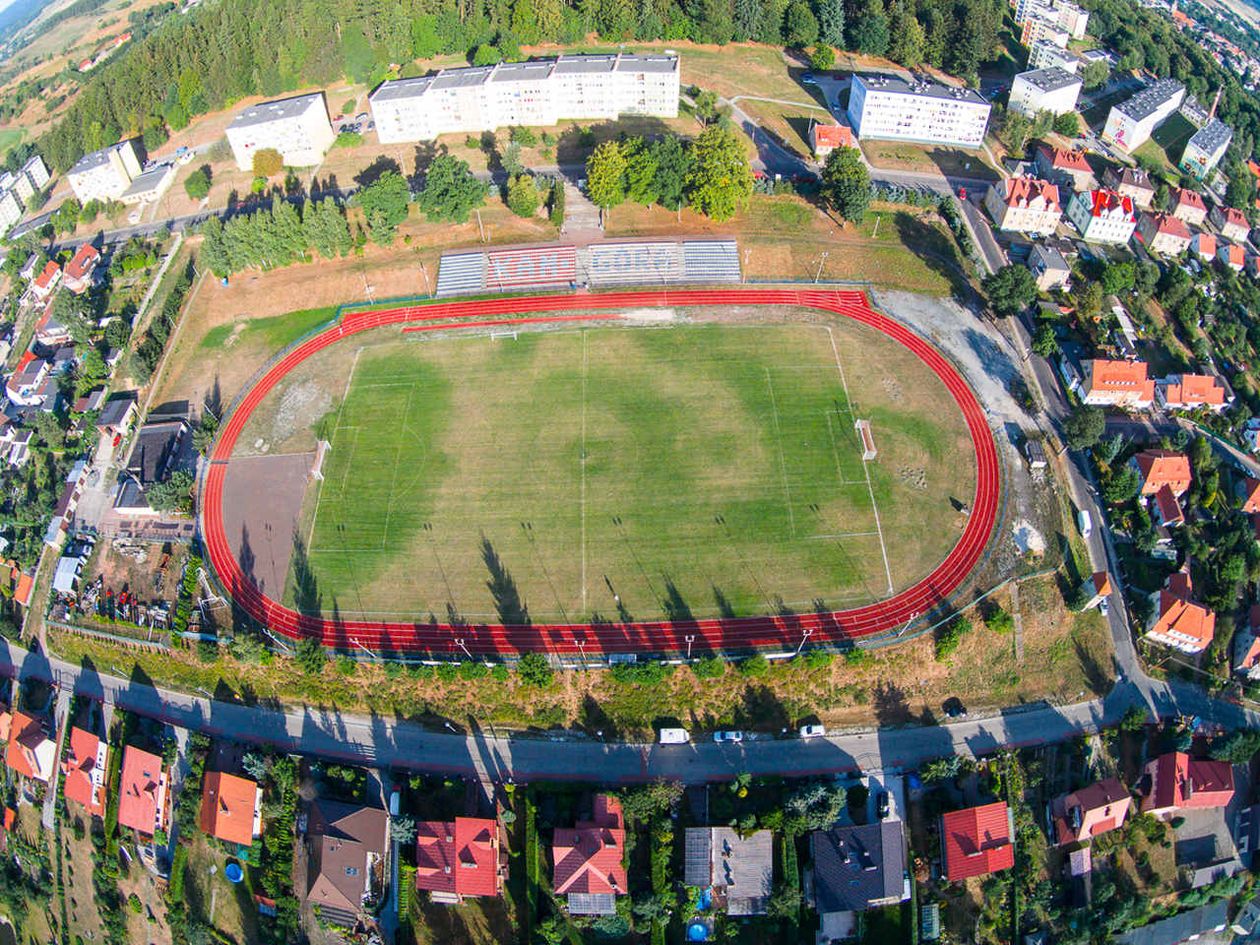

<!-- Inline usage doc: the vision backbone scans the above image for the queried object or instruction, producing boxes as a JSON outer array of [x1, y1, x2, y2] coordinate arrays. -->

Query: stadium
[[201, 276, 1001, 660]]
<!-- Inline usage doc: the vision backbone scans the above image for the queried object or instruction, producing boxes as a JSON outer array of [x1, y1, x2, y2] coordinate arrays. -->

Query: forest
[[35, 0, 1007, 173]]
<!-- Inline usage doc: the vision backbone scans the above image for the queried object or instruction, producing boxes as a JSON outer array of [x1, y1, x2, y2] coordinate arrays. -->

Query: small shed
[[1024, 440, 1047, 470]]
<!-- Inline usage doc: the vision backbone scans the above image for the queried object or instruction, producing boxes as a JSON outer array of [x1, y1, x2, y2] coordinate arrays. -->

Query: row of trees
[[198, 197, 353, 278], [584, 125, 753, 221], [36, 0, 1013, 175]]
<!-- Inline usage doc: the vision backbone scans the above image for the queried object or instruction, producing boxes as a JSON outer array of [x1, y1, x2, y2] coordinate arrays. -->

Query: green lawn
[[0, 129, 22, 162], [1134, 112, 1197, 179], [290, 318, 974, 623]]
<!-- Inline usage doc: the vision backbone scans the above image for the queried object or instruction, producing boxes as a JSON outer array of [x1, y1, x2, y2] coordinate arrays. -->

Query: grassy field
[[0, 129, 22, 162], [1133, 112, 1197, 178], [271, 318, 974, 623]]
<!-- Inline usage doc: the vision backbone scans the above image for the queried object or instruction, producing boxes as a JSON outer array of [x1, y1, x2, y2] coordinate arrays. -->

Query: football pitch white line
[[580, 329, 589, 614], [825, 326, 856, 420], [763, 367, 797, 538], [307, 346, 363, 547], [862, 457, 895, 596]]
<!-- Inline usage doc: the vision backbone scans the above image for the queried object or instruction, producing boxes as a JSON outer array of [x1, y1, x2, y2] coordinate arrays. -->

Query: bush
[[984, 607, 1014, 635], [295, 637, 326, 675], [252, 148, 283, 178], [692, 656, 726, 678], [738, 654, 769, 677], [934, 615, 972, 661], [517, 651, 554, 687], [334, 131, 363, 148], [183, 166, 211, 200], [509, 126, 537, 147], [505, 174, 540, 218]]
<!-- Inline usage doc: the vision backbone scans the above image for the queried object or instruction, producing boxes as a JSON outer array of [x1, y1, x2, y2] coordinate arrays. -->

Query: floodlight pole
[[684, 634, 695, 660], [455, 637, 474, 661], [351, 637, 374, 660], [419, 260, 432, 297], [814, 251, 829, 284], [576, 638, 586, 668], [794, 627, 815, 657]]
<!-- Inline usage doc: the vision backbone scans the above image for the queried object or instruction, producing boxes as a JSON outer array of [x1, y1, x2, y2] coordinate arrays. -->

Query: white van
[[1078, 509, 1093, 538], [658, 727, 690, 744]]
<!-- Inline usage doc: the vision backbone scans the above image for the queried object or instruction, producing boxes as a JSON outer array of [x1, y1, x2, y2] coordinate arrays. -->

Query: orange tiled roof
[[1164, 373, 1225, 408], [1135, 449, 1192, 496], [1002, 176, 1060, 211]]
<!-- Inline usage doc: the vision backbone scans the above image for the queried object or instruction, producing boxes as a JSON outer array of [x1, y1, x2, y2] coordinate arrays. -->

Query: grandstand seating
[[435, 240, 741, 296]]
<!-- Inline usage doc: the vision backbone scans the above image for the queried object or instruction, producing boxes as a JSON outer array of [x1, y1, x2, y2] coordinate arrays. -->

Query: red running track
[[202, 288, 1001, 656]]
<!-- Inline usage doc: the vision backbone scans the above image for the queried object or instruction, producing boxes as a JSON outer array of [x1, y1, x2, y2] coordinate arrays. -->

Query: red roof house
[[4, 712, 54, 782], [1213, 204, 1250, 241], [1082, 359, 1155, 408], [942, 802, 1015, 881], [1153, 483, 1185, 527], [1170, 187, 1208, 226], [552, 795, 627, 914], [62, 244, 100, 294], [1158, 374, 1227, 412], [117, 746, 169, 836], [1241, 478, 1260, 514], [1234, 604, 1260, 681], [1132, 449, 1192, 496], [1146, 566, 1215, 655], [1219, 241, 1247, 271], [809, 121, 855, 157], [415, 817, 503, 902], [1051, 778, 1131, 845], [61, 727, 108, 817], [199, 771, 262, 846], [1140, 752, 1234, 819], [30, 260, 61, 301]]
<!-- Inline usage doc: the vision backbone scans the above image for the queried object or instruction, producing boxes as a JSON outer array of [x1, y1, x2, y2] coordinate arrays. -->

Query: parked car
[[801, 71, 817, 84], [1099, 597, 1110, 617], [942, 697, 967, 719], [1077, 509, 1093, 538], [799, 724, 826, 738], [713, 730, 744, 743], [658, 727, 690, 744]]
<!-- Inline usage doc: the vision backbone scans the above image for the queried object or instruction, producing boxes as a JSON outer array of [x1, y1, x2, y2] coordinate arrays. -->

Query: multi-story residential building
[[1028, 39, 1080, 72], [1180, 119, 1232, 180], [1190, 231, 1216, 261], [1219, 241, 1246, 272], [1035, 144, 1096, 192], [1145, 569, 1215, 655], [371, 54, 680, 144], [66, 139, 142, 204], [1009, 67, 1082, 117], [21, 155, 49, 192], [1156, 373, 1229, 412], [847, 74, 990, 148], [1028, 243, 1071, 290], [1169, 187, 1208, 226], [1102, 78, 1186, 153], [0, 189, 22, 236], [1211, 204, 1250, 241], [4, 169, 33, 204], [1102, 166, 1155, 209], [1136, 212, 1191, 255], [225, 92, 336, 172], [1066, 189, 1137, 244], [1019, 13, 1070, 48], [1082, 358, 1155, 407], [984, 176, 1062, 234], [1015, 0, 1088, 38]]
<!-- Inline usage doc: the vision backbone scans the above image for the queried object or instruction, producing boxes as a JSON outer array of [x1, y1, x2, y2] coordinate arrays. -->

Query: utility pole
[[475, 209, 486, 243], [793, 627, 815, 658], [684, 634, 695, 660], [455, 637, 473, 661]]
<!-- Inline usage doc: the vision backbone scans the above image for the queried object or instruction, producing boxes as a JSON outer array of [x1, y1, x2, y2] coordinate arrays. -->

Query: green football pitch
[[294, 319, 975, 623]]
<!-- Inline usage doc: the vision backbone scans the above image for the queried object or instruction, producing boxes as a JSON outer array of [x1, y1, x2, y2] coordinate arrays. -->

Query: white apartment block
[[22, 155, 49, 191], [1028, 39, 1079, 72], [371, 54, 680, 144], [1102, 78, 1186, 153], [1009, 67, 1082, 117], [225, 92, 335, 172], [1179, 119, 1231, 180], [4, 171, 33, 204], [1067, 189, 1138, 244], [1020, 14, 1070, 48], [66, 139, 142, 204], [847, 74, 991, 149], [0, 189, 22, 236], [1013, 0, 1087, 35]]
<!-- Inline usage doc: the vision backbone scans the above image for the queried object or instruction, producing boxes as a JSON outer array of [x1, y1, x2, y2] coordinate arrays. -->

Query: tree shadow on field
[[872, 678, 913, 725], [661, 577, 695, 625], [579, 694, 620, 740], [354, 155, 402, 189], [712, 585, 737, 620], [1074, 631, 1116, 696], [291, 530, 322, 618], [481, 536, 529, 626], [735, 685, 792, 732]]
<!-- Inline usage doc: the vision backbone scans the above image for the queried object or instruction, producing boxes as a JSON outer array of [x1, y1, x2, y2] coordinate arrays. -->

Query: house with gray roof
[[812, 822, 908, 943], [683, 826, 773, 915]]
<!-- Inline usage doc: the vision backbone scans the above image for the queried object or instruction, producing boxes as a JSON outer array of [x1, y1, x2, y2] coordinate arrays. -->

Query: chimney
[[1209, 87, 1222, 121]]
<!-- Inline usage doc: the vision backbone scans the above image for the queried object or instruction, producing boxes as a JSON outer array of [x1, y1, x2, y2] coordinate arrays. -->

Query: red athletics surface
[[202, 289, 1001, 656]]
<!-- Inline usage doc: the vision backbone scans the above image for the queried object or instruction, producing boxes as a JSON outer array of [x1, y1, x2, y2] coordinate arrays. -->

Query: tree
[[620, 779, 684, 820], [1102, 464, 1140, 504], [685, 124, 753, 221], [784, 780, 846, 832], [184, 166, 211, 200], [1053, 111, 1080, 136], [198, 216, 231, 277], [921, 754, 963, 782], [816, 0, 844, 46], [820, 147, 870, 223], [887, 0, 925, 66], [506, 174, 540, 217], [1063, 405, 1105, 451], [982, 264, 1038, 317], [389, 813, 417, 844], [1210, 729, 1260, 763], [782, 0, 819, 46], [517, 651, 554, 686], [146, 471, 196, 513], [416, 154, 486, 224], [767, 885, 802, 919], [1081, 59, 1109, 90], [472, 43, 502, 66], [252, 148, 283, 178], [998, 109, 1032, 153], [809, 44, 835, 72], [356, 170, 411, 244], [585, 140, 627, 210], [734, 0, 763, 39], [295, 637, 327, 675], [652, 135, 691, 211], [1032, 322, 1058, 358], [848, 0, 889, 55], [623, 137, 659, 205]]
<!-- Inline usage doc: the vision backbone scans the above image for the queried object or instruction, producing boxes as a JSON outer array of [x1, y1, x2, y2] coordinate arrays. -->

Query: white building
[[21, 155, 49, 192], [66, 139, 143, 204], [984, 176, 1062, 234], [1028, 39, 1080, 73], [1015, 0, 1088, 37], [1009, 67, 1082, 117], [371, 53, 680, 144], [1102, 78, 1186, 153], [1179, 119, 1232, 180], [4, 170, 33, 204], [1020, 13, 1071, 48], [119, 163, 177, 206], [0, 189, 22, 236], [225, 92, 336, 172], [1066, 189, 1137, 244], [847, 74, 991, 149]]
